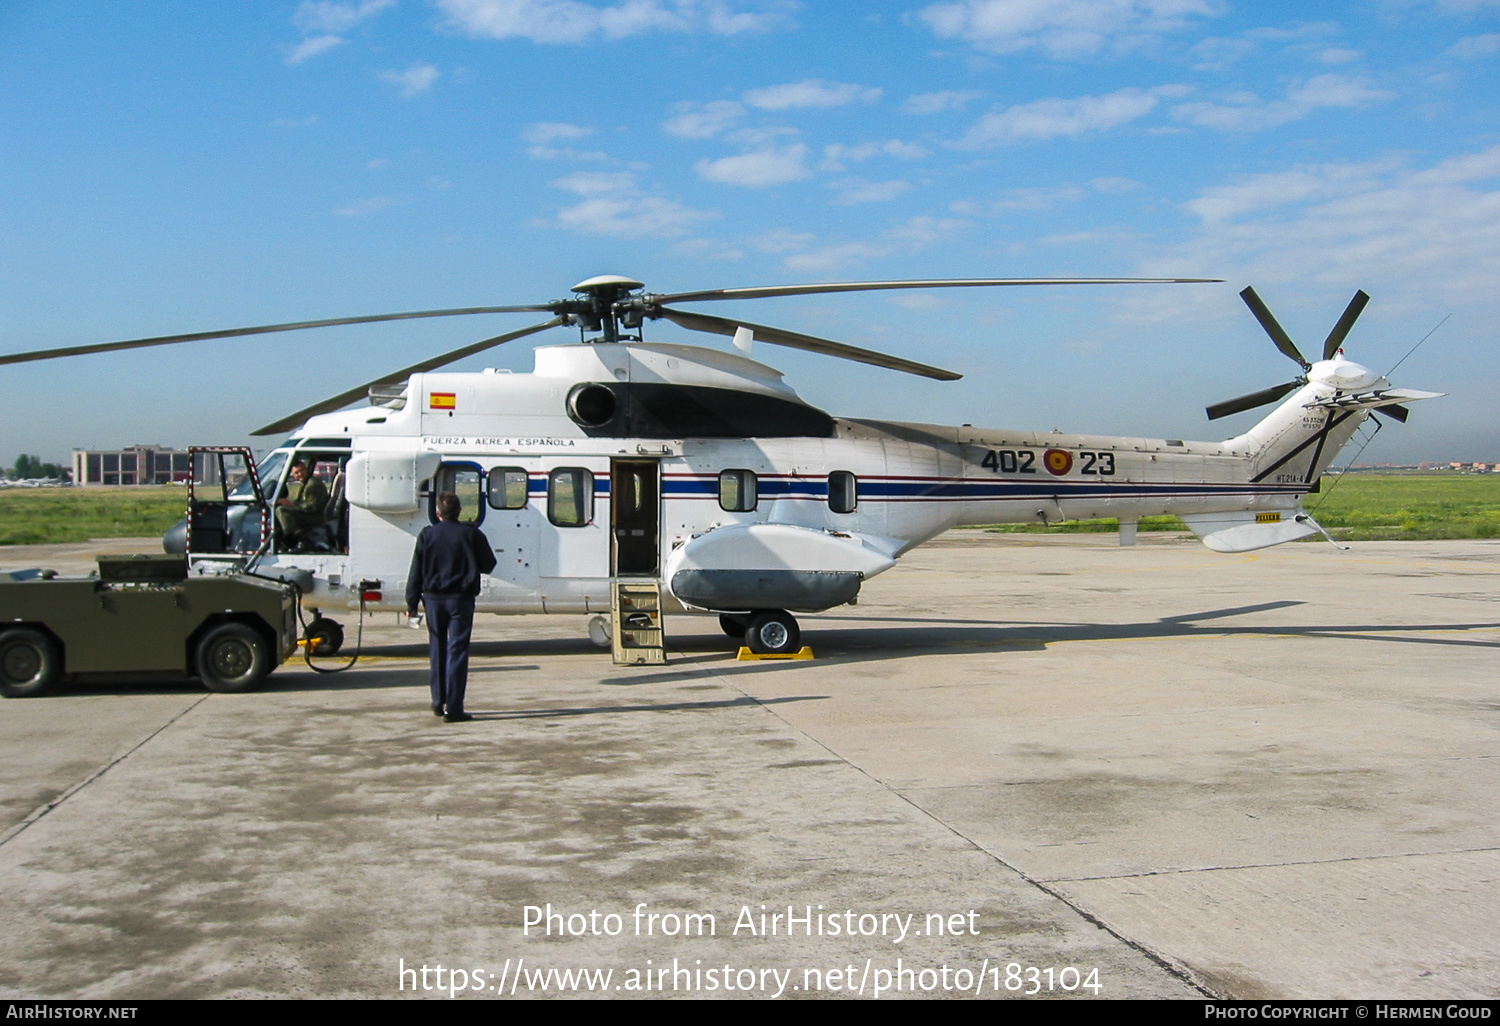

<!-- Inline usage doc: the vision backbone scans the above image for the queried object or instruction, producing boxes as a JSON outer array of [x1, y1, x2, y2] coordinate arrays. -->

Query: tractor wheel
[[196, 624, 271, 694], [0, 628, 61, 698]]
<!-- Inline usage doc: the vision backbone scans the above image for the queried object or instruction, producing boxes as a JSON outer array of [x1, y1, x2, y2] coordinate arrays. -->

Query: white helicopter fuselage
[[220, 340, 1416, 621]]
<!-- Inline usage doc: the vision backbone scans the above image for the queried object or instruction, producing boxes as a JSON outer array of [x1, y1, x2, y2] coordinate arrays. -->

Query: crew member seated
[[275, 460, 329, 550]]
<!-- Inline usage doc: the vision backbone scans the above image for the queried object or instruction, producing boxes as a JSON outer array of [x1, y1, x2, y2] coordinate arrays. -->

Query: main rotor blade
[[656, 277, 1221, 305], [1205, 379, 1304, 421], [1373, 403, 1409, 423], [0, 305, 557, 367], [1321, 290, 1370, 361], [656, 307, 962, 381], [1239, 287, 1309, 369], [252, 316, 567, 436]]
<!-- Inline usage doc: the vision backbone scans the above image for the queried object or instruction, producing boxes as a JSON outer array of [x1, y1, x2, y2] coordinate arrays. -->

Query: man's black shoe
[[432, 703, 444, 717], [444, 712, 474, 723]]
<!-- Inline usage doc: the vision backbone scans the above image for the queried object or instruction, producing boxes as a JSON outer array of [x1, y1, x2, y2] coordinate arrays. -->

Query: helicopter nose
[[162, 517, 187, 554]]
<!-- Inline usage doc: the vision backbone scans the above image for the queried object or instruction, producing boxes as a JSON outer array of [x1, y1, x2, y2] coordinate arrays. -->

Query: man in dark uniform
[[275, 460, 329, 548], [405, 492, 497, 723]]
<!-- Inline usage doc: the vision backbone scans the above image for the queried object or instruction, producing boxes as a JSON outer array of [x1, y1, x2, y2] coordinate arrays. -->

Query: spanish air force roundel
[[1043, 448, 1073, 475]]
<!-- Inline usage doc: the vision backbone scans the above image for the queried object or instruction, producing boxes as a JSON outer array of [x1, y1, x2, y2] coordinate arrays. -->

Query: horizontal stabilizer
[[1305, 388, 1444, 413], [1179, 509, 1321, 553]]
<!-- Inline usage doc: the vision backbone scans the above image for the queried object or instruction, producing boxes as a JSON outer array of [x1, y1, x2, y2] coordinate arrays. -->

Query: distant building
[[72, 445, 192, 486]]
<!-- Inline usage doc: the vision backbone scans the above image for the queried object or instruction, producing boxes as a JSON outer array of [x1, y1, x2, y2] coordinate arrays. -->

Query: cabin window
[[719, 469, 758, 512], [548, 468, 593, 527], [487, 467, 530, 510], [828, 471, 857, 514], [430, 463, 484, 525]]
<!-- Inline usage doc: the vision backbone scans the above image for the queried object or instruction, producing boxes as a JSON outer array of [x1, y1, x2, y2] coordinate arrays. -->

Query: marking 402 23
[[979, 450, 1115, 475]]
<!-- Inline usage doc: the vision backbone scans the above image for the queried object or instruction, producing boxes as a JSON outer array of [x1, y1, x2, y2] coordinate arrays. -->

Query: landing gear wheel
[[745, 610, 800, 655], [196, 624, 271, 694], [0, 628, 61, 698], [304, 617, 344, 656], [719, 614, 747, 639]]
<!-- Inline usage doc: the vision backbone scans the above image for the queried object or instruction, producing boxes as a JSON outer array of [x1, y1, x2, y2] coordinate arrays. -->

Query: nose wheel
[[304, 617, 344, 656], [743, 610, 800, 655]]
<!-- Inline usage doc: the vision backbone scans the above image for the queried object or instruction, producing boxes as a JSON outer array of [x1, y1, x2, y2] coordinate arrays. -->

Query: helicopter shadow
[[608, 599, 1500, 683]]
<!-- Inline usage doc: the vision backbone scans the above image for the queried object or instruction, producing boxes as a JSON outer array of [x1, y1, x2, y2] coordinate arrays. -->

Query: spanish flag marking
[[429, 392, 457, 410]]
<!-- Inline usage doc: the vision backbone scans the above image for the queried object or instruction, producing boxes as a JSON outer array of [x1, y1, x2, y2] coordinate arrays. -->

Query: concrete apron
[[0, 533, 1495, 999]]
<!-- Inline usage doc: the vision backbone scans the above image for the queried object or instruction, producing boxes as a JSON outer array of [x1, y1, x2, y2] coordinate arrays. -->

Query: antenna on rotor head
[[568, 274, 647, 344]]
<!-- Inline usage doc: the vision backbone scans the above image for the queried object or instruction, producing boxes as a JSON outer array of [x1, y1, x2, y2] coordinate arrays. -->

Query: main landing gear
[[719, 609, 801, 655]]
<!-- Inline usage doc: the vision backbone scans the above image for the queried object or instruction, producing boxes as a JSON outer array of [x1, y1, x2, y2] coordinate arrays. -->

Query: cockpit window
[[231, 451, 286, 500]]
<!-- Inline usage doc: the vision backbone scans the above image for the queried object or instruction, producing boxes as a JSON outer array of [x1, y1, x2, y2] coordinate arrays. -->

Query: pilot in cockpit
[[274, 460, 328, 548]]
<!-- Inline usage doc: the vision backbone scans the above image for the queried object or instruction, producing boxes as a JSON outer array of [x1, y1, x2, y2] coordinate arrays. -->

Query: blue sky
[[2, 0, 1497, 463]]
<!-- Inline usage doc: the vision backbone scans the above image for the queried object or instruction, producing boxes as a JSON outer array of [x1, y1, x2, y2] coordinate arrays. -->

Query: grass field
[[976, 472, 1500, 541], [0, 487, 189, 546], [1, 475, 1497, 546]]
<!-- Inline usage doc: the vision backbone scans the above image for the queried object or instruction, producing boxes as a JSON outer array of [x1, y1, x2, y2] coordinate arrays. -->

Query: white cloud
[[694, 145, 810, 188], [287, 0, 394, 63], [435, 0, 790, 44], [1173, 74, 1392, 132], [988, 185, 1086, 211], [525, 122, 592, 144], [764, 216, 968, 271], [902, 90, 981, 114], [1183, 160, 1396, 223], [783, 242, 890, 271], [749, 228, 815, 253], [548, 171, 714, 236], [381, 63, 440, 96], [957, 85, 1183, 147], [1090, 176, 1141, 194], [820, 139, 929, 170], [1164, 146, 1500, 299], [742, 79, 881, 111], [523, 122, 605, 158], [829, 179, 913, 204], [883, 215, 967, 246], [916, 0, 1217, 59], [662, 100, 745, 138], [1449, 33, 1500, 57], [294, 0, 396, 33], [1319, 47, 1361, 64], [334, 195, 407, 216], [1189, 22, 1340, 71], [286, 34, 345, 63]]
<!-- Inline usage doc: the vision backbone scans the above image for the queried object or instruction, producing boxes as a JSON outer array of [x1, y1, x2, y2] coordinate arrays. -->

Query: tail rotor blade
[[1206, 379, 1304, 421], [1321, 290, 1370, 361], [1373, 403, 1409, 423], [1240, 287, 1309, 369]]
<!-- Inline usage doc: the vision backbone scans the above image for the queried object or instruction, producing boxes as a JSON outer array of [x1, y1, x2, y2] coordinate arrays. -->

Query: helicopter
[[2, 275, 1440, 656]]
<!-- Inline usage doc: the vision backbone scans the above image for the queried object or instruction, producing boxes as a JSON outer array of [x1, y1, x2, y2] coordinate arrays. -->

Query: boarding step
[[611, 579, 665, 665]]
